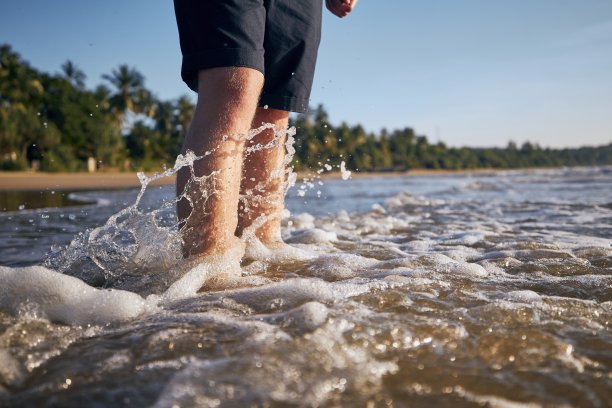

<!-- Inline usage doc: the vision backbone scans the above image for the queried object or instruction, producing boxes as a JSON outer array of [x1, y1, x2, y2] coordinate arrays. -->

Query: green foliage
[[0, 157, 28, 171], [0, 44, 193, 172], [0, 44, 609, 174], [289, 105, 612, 172], [42, 144, 82, 172]]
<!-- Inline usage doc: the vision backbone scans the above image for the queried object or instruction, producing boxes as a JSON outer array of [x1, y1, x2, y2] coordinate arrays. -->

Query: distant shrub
[[0, 158, 28, 171], [41, 146, 82, 172]]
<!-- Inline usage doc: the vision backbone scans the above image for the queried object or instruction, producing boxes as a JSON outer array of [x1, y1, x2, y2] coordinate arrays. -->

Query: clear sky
[[1, 0, 611, 148]]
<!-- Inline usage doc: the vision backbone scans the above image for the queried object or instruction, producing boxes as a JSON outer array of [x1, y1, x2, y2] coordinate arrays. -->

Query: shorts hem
[[181, 48, 265, 92], [259, 94, 310, 113]]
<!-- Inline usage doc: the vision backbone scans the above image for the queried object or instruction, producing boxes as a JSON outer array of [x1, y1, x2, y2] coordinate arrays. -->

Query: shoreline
[[0, 166, 584, 192], [0, 171, 175, 192]]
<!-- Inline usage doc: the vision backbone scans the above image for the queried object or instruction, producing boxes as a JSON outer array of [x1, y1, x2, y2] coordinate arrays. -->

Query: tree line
[[0, 44, 192, 172], [1, 44, 610, 173], [291, 107, 612, 171]]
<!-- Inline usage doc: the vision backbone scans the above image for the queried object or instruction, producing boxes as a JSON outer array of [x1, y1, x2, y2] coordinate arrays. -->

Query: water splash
[[43, 122, 338, 295]]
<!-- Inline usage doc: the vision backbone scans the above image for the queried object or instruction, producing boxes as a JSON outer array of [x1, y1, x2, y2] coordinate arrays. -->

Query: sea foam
[[0, 265, 149, 325]]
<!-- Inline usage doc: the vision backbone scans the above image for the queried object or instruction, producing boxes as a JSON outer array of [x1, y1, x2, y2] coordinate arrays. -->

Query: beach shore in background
[[0, 168, 515, 192], [0, 171, 175, 192]]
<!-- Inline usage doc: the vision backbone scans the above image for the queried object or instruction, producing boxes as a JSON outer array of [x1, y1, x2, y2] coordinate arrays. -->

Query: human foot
[[164, 239, 246, 300]]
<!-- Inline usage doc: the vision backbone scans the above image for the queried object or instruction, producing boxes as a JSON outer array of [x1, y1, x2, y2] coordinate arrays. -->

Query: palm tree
[[0, 45, 45, 164], [101, 64, 145, 123], [61, 60, 86, 89]]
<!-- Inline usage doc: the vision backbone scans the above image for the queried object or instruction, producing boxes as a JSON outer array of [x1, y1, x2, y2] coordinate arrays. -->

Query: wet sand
[[0, 168, 511, 192]]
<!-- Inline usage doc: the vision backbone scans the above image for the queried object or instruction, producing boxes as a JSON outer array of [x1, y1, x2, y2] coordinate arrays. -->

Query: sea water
[[0, 128, 610, 406]]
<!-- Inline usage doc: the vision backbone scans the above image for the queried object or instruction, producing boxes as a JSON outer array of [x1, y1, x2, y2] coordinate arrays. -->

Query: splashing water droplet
[[340, 161, 351, 180]]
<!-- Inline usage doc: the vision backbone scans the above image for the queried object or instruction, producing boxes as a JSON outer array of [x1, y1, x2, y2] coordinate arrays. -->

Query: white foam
[[162, 246, 244, 301], [506, 290, 542, 303], [336, 209, 351, 222], [224, 278, 336, 311], [384, 192, 438, 209], [286, 212, 316, 229], [0, 266, 148, 325], [307, 253, 379, 280], [374, 257, 418, 269], [152, 315, 396, 408], [419, 254, 489, 278], [447, 262, 489, 277], [402, 239, 435, 252], [286, 228, 337, 244], [440, 247, 482, 262], [67, 192, 111, 206], [261, 301, 329, 334], [214, 277, 391, 315], [437, 231, 486, 246], [477, 260, 508, 275], [574, 246, 612, 258], [244, 237, 316, 263]]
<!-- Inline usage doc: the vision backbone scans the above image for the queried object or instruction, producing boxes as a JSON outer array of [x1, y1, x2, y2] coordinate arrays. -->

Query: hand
[[326, 0, 358, 18]]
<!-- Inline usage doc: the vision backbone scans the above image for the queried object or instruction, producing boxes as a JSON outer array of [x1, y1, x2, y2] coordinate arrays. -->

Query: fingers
[[325, 0, 357, 18]]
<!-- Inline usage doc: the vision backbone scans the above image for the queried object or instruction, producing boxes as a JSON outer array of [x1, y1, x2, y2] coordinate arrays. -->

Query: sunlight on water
[[0, 126, 611, 406]]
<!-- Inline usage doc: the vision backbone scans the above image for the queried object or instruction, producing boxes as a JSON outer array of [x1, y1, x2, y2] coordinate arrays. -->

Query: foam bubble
[[244, 237, 316, 263], [417, 254, 489, 278], [162, 246, 244, 301], [370, 203, 386, 214], [152, 316, 396, 408], [437, 231, 486, 246], [506, 290, 542, 303], [261, 301, 329, 334], [0, 266, 148, 325], [384, 192, 438, 209], [287, 212, 316, 229], [286, 228, 337, 244], [223, 278, 336, 312], [307, 253, 379, 280]]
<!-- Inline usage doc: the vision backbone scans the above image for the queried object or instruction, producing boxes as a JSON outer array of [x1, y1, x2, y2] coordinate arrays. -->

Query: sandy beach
[[0, 168, 512, 192], [0, 171, 176, 192]]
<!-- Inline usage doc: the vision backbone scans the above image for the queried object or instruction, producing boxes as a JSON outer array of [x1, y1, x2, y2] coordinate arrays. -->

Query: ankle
[[183, 234, 244, 259]]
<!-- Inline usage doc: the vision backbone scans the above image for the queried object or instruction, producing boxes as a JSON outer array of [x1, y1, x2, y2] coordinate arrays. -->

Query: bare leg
[[177, 67, 263, 259], [236, 107, 289, 246]]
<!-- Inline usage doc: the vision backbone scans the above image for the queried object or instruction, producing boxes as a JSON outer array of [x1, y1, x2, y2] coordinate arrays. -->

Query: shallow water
[[0, 191, 95, 213], [1, 165, 611, 407]]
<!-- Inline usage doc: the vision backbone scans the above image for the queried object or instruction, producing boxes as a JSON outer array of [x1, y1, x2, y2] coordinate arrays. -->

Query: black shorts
[[174, 0, 322, 113]]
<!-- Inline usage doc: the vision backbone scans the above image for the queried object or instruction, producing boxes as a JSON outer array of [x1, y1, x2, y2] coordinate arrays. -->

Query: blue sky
[[1, 0, 611, 148]]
